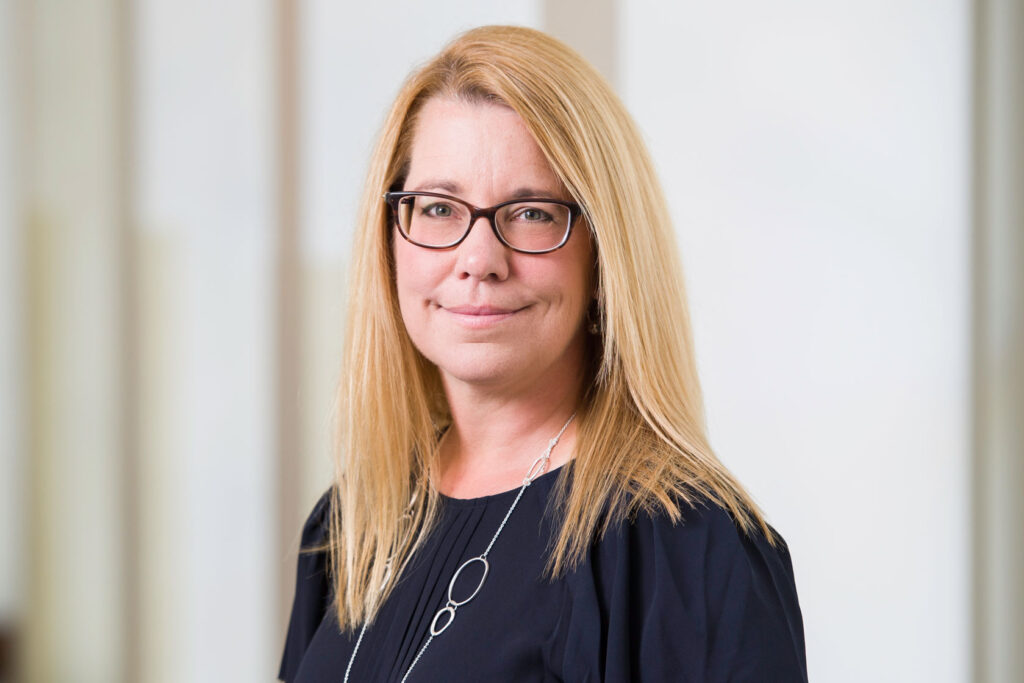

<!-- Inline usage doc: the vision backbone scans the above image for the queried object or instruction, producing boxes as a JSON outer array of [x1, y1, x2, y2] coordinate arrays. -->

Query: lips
[[444, 305, 520, 315], [440, 303, 525, 328]]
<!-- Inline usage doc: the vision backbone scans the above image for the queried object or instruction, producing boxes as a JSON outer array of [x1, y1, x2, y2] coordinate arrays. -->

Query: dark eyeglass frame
[[383, 190, 584, 255]]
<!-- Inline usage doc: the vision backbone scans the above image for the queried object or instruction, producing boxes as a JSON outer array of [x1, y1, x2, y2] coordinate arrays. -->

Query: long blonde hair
[[326, 25, 778, 631]]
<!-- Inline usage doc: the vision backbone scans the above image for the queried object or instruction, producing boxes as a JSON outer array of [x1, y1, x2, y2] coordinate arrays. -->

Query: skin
[[393, 97, 594, 498]]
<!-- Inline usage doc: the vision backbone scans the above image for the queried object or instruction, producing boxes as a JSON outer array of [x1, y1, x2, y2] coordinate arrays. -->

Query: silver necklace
[[343, 414, 576, 683]]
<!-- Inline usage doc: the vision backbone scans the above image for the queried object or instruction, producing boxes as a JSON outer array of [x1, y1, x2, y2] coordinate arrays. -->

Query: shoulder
[[593, 496, 791, 571], [298, 487, 334, 551], [278, 488, 335, 682], [588, 498, 798, 609]]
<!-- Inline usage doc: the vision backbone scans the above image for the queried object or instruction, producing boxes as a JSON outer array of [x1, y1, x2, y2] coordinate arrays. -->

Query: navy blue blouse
[[278, 467, 808, 682]]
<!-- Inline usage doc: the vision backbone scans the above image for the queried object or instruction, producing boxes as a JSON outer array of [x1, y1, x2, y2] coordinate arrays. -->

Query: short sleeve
[[278, 489, 333, 682], [558, 501, 808, 682]]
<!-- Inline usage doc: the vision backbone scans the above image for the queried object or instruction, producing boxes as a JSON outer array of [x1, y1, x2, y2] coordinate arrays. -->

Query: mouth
[[440, 304, 526, 327], [444, 305, 519, 315]]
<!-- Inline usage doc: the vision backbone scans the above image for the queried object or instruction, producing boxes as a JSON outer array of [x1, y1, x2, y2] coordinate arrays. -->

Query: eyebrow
[[410, 180, 461, 194], [508, 186, 559, 199], [407, 180, 563, 200]]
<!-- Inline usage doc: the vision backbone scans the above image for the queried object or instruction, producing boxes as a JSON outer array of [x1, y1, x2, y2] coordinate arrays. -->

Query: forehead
[[404, 97, 565, 198]]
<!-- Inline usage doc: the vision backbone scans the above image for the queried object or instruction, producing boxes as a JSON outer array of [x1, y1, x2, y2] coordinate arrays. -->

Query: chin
[[431, 347, 526, 387]]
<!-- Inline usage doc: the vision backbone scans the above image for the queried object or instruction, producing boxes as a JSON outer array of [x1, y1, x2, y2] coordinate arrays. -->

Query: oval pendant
[[430, 605, 456, 636], [448, 555, 489, 606]]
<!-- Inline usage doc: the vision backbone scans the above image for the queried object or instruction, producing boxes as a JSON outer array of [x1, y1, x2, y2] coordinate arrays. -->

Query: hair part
[[320, 24, 778, 631]]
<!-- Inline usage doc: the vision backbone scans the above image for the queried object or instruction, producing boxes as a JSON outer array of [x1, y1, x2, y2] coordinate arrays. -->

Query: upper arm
[[699, 511, 808, 682], [563, 502, 808, 683]]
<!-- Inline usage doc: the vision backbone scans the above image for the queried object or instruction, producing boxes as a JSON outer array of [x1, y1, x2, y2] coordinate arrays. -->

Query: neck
[[436, 377, 582, 499]]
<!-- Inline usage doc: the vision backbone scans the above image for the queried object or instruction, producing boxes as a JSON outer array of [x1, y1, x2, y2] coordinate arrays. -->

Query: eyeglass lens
[[396, 195, 570, 252]]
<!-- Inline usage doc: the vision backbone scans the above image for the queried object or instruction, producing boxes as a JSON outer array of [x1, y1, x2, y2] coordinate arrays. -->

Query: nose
[[455, 214, 510, 281]]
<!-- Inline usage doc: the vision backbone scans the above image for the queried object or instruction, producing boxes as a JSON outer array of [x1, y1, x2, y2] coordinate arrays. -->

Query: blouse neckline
[[436, 463, 565, 508]]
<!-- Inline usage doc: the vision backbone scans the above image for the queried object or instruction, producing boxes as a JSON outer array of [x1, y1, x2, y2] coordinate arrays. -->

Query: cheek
[[394, 236, 438, 303], [392, 241, 451, 358], [392, 241, 425, 336]]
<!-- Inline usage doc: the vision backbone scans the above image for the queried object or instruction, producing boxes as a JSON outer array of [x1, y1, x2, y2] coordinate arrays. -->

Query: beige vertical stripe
[[116, 0, 139, 680], [972, 1, 1024, 682], [24, 0, 127, 679], [543, 0, 618, 90], [275, 0, 304, 658]]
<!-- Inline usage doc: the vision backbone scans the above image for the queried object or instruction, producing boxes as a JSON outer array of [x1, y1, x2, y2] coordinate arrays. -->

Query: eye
[[512, 206, 554, 222], [422, 202, 455, 218]]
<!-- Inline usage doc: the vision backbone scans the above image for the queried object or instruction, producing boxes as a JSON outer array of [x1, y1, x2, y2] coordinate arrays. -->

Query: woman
[[279, 25, 807, 682]]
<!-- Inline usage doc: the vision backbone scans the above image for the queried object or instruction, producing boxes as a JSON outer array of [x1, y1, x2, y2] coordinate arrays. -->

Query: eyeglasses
[[384, 191, 583, 254]]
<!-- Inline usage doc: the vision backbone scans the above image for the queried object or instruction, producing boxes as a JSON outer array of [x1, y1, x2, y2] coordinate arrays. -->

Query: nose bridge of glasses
[[464, 205, 505, 245]]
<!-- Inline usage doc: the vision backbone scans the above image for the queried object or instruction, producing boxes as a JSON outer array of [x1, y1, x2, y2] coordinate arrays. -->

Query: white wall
[[135, 1, 276, 680], [621, 2, 971, 682]]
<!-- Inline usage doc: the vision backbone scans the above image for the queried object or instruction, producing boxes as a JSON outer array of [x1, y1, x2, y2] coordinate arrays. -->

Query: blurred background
[[1, 0, 1021, 681]]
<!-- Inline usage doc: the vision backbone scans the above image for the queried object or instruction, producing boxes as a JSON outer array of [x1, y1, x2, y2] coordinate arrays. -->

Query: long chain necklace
[[343, 414, 576, 683]]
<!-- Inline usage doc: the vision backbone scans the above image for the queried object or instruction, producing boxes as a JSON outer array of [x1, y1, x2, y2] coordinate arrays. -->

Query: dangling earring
[[588, 270, 602, 336]]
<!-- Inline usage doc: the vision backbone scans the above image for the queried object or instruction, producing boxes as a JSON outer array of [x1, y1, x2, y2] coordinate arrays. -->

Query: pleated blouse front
[[278, 467, 808, 682]]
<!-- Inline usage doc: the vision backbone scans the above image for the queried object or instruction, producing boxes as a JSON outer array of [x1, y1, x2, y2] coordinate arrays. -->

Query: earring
[[585, 300, 601, 336], [588, 277, 602, 335]]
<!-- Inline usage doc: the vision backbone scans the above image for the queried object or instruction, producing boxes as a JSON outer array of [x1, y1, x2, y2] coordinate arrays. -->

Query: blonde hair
[[325, 25, 778, 630]]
